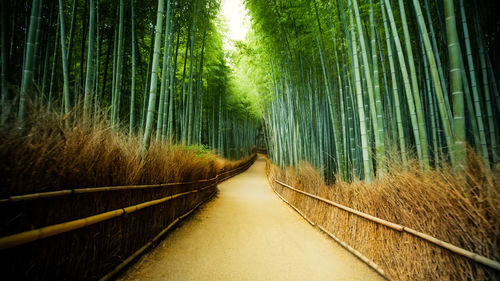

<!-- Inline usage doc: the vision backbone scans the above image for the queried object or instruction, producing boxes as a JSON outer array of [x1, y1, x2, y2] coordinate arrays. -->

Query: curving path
[[118, 156, 383, 281]]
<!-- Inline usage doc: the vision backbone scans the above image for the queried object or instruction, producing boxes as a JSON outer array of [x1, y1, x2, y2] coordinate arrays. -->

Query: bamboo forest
[[1, 0, 499, 280]]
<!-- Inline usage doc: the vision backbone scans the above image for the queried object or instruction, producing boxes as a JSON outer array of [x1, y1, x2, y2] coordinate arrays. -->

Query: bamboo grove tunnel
[[0, 0, 499, 280]]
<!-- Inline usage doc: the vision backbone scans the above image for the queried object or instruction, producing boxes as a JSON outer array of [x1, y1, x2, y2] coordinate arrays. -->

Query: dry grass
[[0, 108, 241, 197], [0, 107, 255, 281], [267, 151, 500, 280]]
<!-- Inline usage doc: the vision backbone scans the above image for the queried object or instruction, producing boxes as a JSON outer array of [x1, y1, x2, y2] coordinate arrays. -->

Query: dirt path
[[119, 156, 383, 281]]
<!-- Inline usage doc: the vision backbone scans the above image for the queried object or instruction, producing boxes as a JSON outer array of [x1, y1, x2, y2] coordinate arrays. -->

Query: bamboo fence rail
[[273, 178, 500, 272], [317, 225, 389, 280]]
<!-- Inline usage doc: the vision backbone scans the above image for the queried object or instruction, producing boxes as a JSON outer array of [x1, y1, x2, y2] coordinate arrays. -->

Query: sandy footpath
[[118, 156, 383, 281]]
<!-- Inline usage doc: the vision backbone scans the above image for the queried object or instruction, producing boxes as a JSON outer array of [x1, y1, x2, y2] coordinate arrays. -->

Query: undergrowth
[[267, 149, 500, 280], [0, 106, 251, 197]]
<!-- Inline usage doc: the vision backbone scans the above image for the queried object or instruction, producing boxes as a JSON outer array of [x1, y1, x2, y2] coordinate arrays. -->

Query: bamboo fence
[[0, 154, 256, 280], [273, 178, 500, 272]]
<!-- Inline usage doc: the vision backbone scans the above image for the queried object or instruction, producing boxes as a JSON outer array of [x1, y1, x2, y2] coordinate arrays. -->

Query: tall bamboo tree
[[142, 0, 165, 156], [19, 0, 41, 124], [129, 0, 136, 135], [58, 0, 71, 114], [444, 0, 465, 171], [83, 0, 96, 117]]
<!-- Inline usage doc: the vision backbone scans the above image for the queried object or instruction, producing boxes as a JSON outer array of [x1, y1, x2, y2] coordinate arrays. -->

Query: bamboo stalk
[[273, 179, 500, 271]]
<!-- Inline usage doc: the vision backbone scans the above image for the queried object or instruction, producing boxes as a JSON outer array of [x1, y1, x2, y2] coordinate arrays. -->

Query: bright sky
[[221, 0, 250, 50]]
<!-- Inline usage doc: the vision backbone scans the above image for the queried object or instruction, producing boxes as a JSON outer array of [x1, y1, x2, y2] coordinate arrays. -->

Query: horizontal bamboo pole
[[317, 225, 390, 280], [272, 186, 315, 226], [0, 154, 256, 203], [0, 190, 74, 203], [0, 209, 124, 251], [274, 178, 500, 272], [402, 226, 500, 271], [274, 179, 403, 231], [0, 184, 215, 250], [99, 191, 217, 281]]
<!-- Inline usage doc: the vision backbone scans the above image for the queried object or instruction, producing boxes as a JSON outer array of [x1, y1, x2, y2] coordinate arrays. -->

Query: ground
[[118, 156, 383, 281]]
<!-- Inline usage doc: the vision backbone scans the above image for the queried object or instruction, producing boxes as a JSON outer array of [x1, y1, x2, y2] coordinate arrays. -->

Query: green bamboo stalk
[[40, 5, 55, 100], [420, 34, 438, 164], [423, 0, 452, 122], [1, 0, 7, 124], [474, 10, 497, 163], [412, 0, 454, 163], [312, 19, 341, 175], [129, 0, 136, 135], [444, 0, 465, 172], [113, 0, 124, 125], [48, 15, 59, 112], [58, 0, 71, 114], [167, 28, 180, 138], [19, 0, 41, 124], [398, 0, 429, 168], [157, 0, 172, 142], [66, 0, 77, 74], [384, 0, 425, 169], [381, 0, 406, 163], [141, 0, 165, 156], [370, 0, 385, 167], [32, 0, 42, 84], [186, 0, 198, 145], [83, 0, 96, 117], [111, 17, 118, 122], [349, 0, 372, 181], [93, 3, 100, 117], [162, 15, 174, 140], [141, 28, 155, 132]]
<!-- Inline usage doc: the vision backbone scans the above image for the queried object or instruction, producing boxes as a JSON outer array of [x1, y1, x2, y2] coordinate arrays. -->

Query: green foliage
[[241, 0, 500, 181], [4, 0, 261, 160], [183, 144, 215, 157]]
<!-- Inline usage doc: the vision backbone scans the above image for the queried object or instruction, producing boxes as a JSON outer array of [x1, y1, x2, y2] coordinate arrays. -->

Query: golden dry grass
[[267, 151, 500, 280], [0, 108, 250, 197]]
